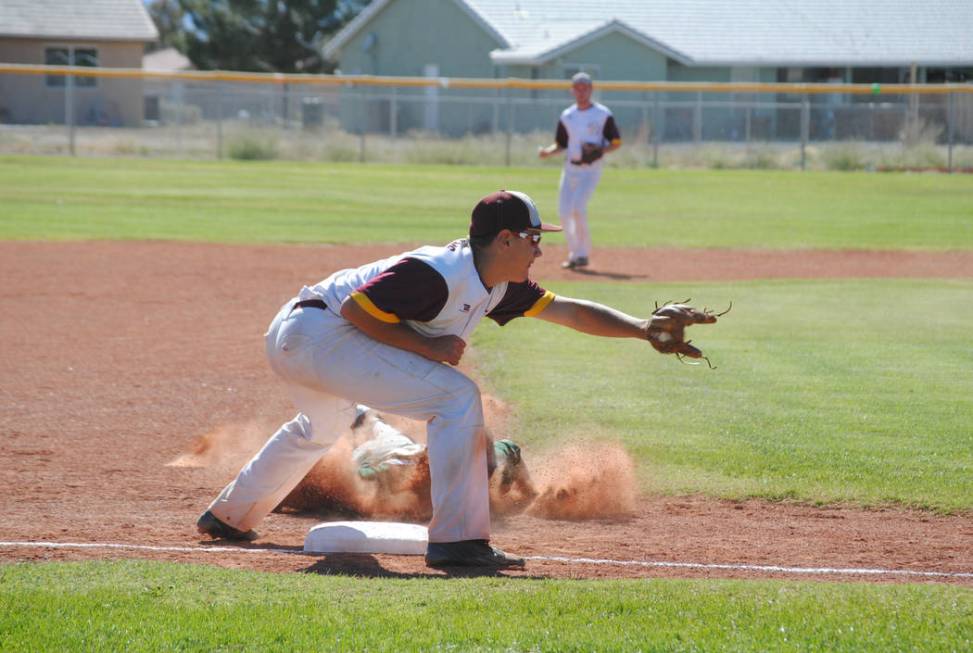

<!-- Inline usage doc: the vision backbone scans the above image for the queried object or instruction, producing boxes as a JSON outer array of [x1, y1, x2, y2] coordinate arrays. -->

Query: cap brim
[[538, 222, 563, 232]]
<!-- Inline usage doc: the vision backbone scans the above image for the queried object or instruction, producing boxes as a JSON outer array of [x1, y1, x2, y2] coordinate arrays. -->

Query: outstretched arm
[[536, 295, 726, 365], [534, 295, 648, 339]]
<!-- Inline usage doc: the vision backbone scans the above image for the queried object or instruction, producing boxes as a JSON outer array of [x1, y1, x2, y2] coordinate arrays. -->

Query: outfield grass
[[3, 156, 971, 648], [473, 278, 973, 512], [1, 561, 970, 652], [1, 155, 971, 249]]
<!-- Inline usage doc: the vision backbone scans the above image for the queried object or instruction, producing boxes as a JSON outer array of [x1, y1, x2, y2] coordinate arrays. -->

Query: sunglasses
[[516, 231, 543, 244]]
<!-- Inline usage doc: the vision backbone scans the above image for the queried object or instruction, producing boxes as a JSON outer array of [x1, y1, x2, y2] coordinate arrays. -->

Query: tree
[[145, 0, 188, 53], [174, 0, 366, 73]]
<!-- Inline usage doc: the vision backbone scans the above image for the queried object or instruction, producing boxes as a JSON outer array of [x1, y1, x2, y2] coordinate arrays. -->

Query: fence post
[[693, 91, 702, 145], [65, 68, 76, 156], [175, 82, 184, 158], [282, 82, 289, 128], [390, 87, 398, 138], [505, 89, 512, 167], [947, 90, 954, 173], [745, 100, 752, 143], [216, 88, 223, 160], [653, 92, 660, 167], [800, 94, 810, 170], [641, 101, 649, 152], [492, 91, 500, 136]]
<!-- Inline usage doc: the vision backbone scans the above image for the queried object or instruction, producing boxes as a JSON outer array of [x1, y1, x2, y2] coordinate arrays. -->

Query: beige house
[[0, 0, 158, 126]]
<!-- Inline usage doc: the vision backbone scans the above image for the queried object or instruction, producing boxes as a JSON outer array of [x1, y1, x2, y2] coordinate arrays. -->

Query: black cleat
[[196, 510, 258, 541], [425, 539, 525, 568], [561, 257, 589, 270]]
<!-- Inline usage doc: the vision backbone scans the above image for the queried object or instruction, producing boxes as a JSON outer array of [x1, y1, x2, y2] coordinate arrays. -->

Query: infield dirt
[[1, 241, 971, 582]]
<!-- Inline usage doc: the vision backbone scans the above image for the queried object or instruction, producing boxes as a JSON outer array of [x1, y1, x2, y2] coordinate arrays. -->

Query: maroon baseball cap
[[470, 190, 562, 238]]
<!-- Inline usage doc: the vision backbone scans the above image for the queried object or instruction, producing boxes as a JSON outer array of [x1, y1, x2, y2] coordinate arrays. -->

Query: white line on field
[[0, 540, 306, 555], [522, 555, 973, 579], [1, 540, 971, 580]]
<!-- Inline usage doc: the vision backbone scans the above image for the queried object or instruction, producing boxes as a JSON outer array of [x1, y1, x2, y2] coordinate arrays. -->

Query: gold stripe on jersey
[[524, 290, 556, 317], [350, 291, 400, 323]]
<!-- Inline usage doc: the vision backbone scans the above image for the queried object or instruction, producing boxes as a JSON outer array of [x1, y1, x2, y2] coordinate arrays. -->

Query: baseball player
[[274, 405, 536, 520], [351, 406, 536, 516], [538, 72, 622, 269], [350, 406, 533, 505], [197, 190, 695, 569]]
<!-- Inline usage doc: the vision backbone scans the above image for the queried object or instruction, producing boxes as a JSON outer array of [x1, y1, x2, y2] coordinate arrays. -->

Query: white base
[[303, 521, 429, 555]]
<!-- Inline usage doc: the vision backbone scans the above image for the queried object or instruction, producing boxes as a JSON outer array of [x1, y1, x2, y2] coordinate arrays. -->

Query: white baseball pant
[[206, 299, 491, 543], [558, 162, 603, 261]]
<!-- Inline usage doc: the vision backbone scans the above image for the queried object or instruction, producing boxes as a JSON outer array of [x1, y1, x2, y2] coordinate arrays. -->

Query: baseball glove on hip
[[646, 300, 730, 368], [579, 142, 604, 164]]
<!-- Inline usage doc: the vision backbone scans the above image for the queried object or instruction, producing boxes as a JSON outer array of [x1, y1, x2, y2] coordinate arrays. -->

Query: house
[[0, 0, 158, 126], [322, 0, 973, 137], [143, 47, 193, 124]]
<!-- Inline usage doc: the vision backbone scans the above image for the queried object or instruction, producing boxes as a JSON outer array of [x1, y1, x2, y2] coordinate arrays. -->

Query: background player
[[538, 72, 622, 269], [197, 190, 671, 569]]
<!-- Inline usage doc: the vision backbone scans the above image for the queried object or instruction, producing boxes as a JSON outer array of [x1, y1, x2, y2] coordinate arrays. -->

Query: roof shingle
[[0, 0, 158, 42], [468, 0, 973, 66]]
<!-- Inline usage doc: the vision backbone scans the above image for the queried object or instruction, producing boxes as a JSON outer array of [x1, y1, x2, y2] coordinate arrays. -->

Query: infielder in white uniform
[[539, 72, 622, 270], [198, 190, 660, 569]]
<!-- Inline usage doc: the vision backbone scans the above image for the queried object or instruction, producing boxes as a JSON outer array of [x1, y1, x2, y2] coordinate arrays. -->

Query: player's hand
[[424, 335, 466, 365]]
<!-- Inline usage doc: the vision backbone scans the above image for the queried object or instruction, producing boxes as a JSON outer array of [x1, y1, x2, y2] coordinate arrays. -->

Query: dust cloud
[[526, 441, 637, 521], [171, 400, 638, 522], [278, 438, 433, 522], [165, 421, 270, 474]]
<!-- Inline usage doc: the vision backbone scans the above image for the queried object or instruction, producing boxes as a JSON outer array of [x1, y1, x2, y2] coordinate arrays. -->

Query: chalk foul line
[[522, 555, 973, 579], [0, 540, 970, 580]]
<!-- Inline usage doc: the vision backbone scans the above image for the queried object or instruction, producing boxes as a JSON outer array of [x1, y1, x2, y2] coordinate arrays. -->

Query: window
[[73, 49, 98, 87], [45, 47, 98, 88], [45, 47, 69, 87]]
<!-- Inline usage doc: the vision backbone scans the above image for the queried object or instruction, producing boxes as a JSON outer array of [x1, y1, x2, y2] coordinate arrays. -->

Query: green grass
[[0, 561, 970, 651], [3, 156, 971, 649], [473, 278, 973, 512], [1, 155, 971, 249]]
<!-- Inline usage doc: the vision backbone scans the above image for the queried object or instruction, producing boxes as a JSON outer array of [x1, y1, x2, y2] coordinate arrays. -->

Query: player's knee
[[452, 374, 482, 406], [285, 413, 336, 447], [441, 375, 483, 424]]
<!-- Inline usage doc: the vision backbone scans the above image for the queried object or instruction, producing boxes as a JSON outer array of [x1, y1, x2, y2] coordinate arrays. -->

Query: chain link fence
[[1, 65, 971, 171]]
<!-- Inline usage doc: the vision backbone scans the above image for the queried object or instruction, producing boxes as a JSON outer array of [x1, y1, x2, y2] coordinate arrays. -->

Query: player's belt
[[569, 160, 590, 166], [290, 299, 330, 314]]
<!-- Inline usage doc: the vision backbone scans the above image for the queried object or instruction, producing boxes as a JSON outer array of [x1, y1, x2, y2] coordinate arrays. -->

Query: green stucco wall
[[328, 3, 787, 140], [334, 0, 504, 134], [502, 30, 671, 135], [541, 31, 668, 82], [337, 0, 500, 78]]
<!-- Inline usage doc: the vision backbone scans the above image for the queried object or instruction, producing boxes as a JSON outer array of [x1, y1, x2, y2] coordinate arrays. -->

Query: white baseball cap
[[571, 72, 593, 85]]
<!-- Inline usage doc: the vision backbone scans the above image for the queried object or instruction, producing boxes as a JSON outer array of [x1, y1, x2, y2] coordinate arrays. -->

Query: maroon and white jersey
[[555, 102, 621, 164], [301, 239, 554, 342]]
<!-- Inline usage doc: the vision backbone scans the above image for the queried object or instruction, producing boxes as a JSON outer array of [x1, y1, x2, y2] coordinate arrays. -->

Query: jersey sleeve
[[555, 120, 568, 149], [487, 281, 555, 326], [603, 115, 621, 145], [350, 257, 448, 323]]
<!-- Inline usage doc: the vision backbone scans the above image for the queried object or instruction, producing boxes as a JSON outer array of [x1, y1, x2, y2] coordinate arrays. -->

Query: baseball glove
[[580, 142, 604, 164], [646, 300, 730, 368]]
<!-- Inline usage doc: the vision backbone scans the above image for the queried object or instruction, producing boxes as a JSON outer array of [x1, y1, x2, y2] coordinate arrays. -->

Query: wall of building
[[0, 38, 146, 126], [337, 0, 500, 78], [335, 0, 504, 135], [496, 31, 672, 135]]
